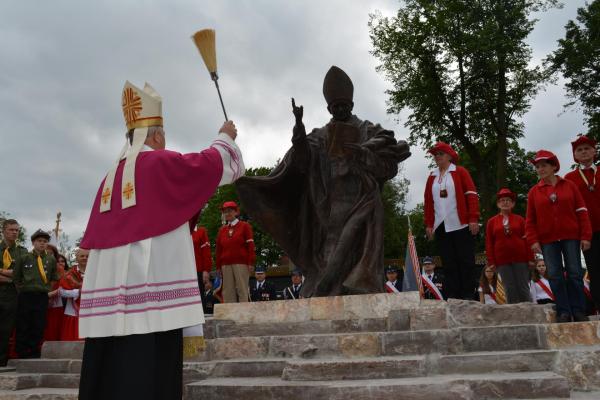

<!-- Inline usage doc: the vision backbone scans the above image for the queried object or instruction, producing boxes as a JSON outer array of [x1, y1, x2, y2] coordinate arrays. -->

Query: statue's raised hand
[[291, 98, 303, 125]]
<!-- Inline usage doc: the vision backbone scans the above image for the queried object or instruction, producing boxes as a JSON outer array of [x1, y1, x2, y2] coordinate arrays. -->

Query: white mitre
[[99, 81, 163, 213]]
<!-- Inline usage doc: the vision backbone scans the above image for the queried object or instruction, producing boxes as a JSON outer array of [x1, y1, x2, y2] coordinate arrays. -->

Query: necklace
[[578, 165, 597, 192]]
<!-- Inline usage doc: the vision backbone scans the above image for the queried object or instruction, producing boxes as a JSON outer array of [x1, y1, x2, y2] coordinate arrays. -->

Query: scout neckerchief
[[578, 164, 597, 192], [36, 253, 48, 284], [2, 242, 13, 270]]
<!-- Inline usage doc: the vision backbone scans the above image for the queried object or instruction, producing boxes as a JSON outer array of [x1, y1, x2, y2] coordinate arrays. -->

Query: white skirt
[[79, 223, 205, 338]]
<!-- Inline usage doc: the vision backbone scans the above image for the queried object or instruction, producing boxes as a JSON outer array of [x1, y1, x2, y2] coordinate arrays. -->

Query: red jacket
[[525, 177, 593, 245], [485, 213, 531, 266], [216, 220, 256, 269], [191, 227, 212, 273], [565, 167, 600, 232], [424, 165, 480, 228]]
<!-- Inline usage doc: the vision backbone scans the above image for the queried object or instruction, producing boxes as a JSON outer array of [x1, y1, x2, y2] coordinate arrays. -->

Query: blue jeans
[[541, 240, 585, 316]]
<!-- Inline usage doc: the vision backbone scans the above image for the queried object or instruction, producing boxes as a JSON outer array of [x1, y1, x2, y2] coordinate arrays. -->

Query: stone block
[[387, 310, 410, 331], [215, 320, 334, 338], [555, 348, 600, 391], [330, 318, 387, 333], [460, 325, 544, 352], [446, 299, 554, 328], [0, 373, 39, 390], [183, 362, 214, 384], [211, 360, 286, 377], [39, 373, 80, 388], [12, 360, 71, 374], [465, 371, 570, 399], [41, 341, 84, 360], [282, 356, 426, 381], [342, 292, 420, 320], [203, 318, 216, 339], [436, 350, 558, 375], [310, 296, 344, 320], [410, 307, 448, 330], [208, 337, 269, 360], [383, 329, 461, 356], [337, 333, 381, 358], [213, 299, 311, 324], [544, 321, 600, 349], [268, 334, 339, 359]]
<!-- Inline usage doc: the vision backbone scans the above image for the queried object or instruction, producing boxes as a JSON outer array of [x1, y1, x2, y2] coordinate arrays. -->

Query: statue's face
[[328, 101, 353, 122]]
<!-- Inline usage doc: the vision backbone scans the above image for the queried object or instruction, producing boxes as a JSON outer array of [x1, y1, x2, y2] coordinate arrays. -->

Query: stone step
[[204, 324, 548, 361], [282, 350, 558, 381], [0, 373, 79, 391], [0, 387, 78, 399], [41, 342, 84, 360], [8, 359, 82, 374], [184, 371, 570, 399]]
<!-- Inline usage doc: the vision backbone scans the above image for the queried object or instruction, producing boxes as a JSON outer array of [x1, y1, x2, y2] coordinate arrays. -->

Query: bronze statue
[[236, 66, 411, 297]]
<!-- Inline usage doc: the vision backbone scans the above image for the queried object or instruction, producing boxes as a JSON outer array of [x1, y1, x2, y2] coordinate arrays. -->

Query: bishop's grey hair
[[126, 126, 164, 145]]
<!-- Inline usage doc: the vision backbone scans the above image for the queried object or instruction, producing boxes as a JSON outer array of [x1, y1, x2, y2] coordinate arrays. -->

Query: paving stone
[[460, 325, 545, 352], [281, 356, 426, 381], [410, 307, 448, 330], [387, 309, 410, 331], [383, 329, 462, 356], [41, 342, 84, 360], [446, 300, 554, 328]]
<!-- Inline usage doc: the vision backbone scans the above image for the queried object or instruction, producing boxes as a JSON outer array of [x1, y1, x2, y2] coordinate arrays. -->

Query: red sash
[[535, 279, 555, 301], [584, 280, 593, 301], [421, 275, 443, 300], [385, 281, 401, 294]]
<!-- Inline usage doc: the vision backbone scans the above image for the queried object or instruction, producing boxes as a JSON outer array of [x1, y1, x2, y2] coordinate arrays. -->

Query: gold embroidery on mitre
[[122, 87, 142, 128], [101, 187, 112, 205], [122, 182, 135, 200]]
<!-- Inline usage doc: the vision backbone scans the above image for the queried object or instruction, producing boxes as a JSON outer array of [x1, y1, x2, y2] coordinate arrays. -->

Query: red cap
[[428, 142, 459, 163], [571, 135, 597, 163], [221, 201, 239, 211], [529, 150, 560, 172], [496, 188, 516, 202]]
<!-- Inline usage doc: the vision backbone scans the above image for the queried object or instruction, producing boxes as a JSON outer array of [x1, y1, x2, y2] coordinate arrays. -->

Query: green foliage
[[547, 0, 600, 140], [382, 175, 410, 259], [198, 167, 284, 268], [369, 0, 558, 212]]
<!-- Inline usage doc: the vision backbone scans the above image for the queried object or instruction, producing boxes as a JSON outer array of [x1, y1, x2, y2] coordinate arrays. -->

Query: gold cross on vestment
[[101, 188, 111, 204], [123, 182, 134, 200]]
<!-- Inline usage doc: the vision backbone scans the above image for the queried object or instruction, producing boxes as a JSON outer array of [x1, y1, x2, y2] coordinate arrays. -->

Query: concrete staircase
[[1, 293, 600, 399]]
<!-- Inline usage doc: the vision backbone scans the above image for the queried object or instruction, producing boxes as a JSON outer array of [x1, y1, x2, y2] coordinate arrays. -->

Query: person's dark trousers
[[583, 231, 600, 309], [435, 224, 477, 300], [15, 292, 48, 359], [79, 328, 183, 400], [497, 263, 531, 303], [0, 285, 18, 366], [542, 239, 586, 317], [197, 271, 207, 312]]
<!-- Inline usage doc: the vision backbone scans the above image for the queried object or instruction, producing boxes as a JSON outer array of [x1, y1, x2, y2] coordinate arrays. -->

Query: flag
[[495, 274, 507, 304], [402, 229, 424, 297]]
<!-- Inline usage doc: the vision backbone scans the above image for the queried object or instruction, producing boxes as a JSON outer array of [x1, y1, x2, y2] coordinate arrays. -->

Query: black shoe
[[556, 314, 572, 323], [573, 312, 590, 322]]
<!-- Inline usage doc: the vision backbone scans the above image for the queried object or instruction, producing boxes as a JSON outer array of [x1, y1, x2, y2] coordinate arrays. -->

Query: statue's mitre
[[99, 81, 164, 213], [122, 81, 163, 130], [323, 66, 354, 105]]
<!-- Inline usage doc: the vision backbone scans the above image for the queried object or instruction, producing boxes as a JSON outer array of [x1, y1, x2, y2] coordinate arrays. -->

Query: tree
[[369, 0, 558, 219], [197, 167, 284, 269], [382, 174, 410, 259], [547, 0, 600, 141]]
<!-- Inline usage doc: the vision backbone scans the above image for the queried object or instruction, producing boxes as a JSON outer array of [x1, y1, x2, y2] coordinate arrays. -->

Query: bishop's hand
[[291, 97, 306, 143], [292, 98, 303, 125]]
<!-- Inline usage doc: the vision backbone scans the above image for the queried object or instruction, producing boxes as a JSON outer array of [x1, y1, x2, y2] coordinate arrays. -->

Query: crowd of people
[[0, 220, 89, 366]]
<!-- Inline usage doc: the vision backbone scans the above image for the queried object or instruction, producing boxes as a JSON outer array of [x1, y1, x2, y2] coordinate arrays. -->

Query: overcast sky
[[0, 0, 588, 247]]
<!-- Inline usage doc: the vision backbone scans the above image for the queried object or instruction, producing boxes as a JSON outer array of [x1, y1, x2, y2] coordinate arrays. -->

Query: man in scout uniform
[[77, 81, 244, 400], [421, 256, 445, 300], [384, 265, 403, 293], [0, 219, 28, 366], [13, 229, 58, 358], [283, 269, 304, 300], [250, 265, 277, 301]]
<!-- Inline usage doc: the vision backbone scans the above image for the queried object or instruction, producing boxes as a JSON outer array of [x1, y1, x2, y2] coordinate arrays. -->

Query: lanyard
[[578, 165, 597, 191]]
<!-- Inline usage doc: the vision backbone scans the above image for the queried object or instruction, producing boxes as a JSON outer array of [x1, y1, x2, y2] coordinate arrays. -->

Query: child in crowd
[[478, 266, 499, 304]]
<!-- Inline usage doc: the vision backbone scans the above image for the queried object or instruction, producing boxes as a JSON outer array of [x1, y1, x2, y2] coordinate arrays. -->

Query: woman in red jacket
[[565, 135, 600, 310], [485, 188, 532, 303], [526, 150, 592, 323], [424, 142, 480, 300], [216, 201, 256, 303]]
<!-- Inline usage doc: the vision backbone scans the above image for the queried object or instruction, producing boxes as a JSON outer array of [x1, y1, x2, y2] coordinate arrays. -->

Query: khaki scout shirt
[[13, 251, 58, 293], [0, 240, 28, 294]]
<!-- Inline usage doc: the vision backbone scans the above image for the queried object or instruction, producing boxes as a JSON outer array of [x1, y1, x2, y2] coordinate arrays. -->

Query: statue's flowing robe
[[236, 115, 401, 297]]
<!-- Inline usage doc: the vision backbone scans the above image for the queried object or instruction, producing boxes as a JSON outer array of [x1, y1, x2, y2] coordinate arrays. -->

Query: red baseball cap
[[496, 188, 516, 202], [571, 135, 597, 162], [221, 201, 239, 211], [428, 142, 459, 163], [530, 150, 560, 172]]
